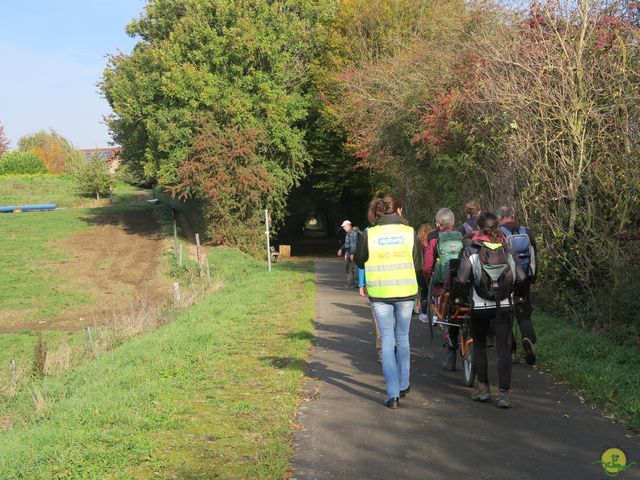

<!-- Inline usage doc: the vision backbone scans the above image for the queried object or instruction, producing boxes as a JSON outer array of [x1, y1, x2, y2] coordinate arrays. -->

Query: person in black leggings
[[453, 212, 526, 408], [470, 309, 513, 397]]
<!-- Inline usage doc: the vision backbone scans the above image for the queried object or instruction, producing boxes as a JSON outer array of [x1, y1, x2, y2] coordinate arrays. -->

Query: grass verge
[[534, 312, 640, 430], [0, 249, 315, 479], [0, 174, 141, 208]]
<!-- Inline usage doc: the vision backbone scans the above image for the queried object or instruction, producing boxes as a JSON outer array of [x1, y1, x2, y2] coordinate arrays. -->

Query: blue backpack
[[500, 225, 536, 278]]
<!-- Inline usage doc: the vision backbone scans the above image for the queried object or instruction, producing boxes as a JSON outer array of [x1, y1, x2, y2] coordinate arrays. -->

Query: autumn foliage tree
[[17, 130, 81, 173], [103, 0, 640, 333], [468, 0, 640, 326], [325, 0, 485, 222], [171, 123, 275, 255]]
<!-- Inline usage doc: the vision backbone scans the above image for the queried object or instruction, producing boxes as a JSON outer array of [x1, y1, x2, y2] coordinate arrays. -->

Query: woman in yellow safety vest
[[354, 196, 423, 408]]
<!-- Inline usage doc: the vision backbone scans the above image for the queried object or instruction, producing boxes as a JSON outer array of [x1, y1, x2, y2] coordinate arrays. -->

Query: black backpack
[[472, 243, 516, 304]]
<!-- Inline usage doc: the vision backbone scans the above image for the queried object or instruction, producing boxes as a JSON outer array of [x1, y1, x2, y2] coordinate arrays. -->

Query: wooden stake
[[173, 282, 181, 304], [178, 243, 183, 266], [10, 359, 16, 383], [265, 209, 272, 273], [195, 233, 203, 276]]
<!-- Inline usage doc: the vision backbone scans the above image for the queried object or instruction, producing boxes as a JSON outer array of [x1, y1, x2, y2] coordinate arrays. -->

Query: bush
[[73, 155, 115, 199], [0, 151, 47, 175], [17, 129, 81, 174]]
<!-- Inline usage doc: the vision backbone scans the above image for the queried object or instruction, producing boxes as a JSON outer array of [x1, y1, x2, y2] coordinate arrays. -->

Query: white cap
[[341, 220, 352, 227]]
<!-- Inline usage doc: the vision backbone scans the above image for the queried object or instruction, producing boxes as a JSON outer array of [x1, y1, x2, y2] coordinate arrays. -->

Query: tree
[[0, 122, 9, 155], [171, 121, 274, 255], [101, 0, 337, 246], [323, 0, 484, 222], [74, 155, 115, 199], [473, 1, 640, 275], [17, 129, 81, 173]]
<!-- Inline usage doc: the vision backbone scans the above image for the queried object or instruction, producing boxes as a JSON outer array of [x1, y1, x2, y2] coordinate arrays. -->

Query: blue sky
[[0, 1, 144, 149]]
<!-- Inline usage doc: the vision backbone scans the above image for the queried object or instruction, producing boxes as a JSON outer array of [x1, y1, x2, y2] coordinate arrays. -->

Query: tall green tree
[[101, 0, 336, 251]]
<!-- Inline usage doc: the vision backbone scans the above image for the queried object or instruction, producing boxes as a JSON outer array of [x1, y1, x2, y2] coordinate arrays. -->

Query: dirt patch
[[1, 208, 171, 332], [0, 416, 12, 431]]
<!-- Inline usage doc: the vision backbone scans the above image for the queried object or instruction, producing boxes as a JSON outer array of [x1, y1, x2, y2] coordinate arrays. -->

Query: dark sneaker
[[385, 397, 399, 409], [470, 384, 491, 402], [497, 390, 512, 408], [443, 349, 457, 371], [522, 337, 536, 365], [400, 386, 410, 397]]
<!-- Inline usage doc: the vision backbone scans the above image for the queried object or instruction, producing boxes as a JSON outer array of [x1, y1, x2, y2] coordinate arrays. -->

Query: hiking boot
[[443, 349, 457, 371], [418, 313, 429, 324], [522, 337, 536, 365], [497, 390, 512, 408], [470, 383, 491, 402]]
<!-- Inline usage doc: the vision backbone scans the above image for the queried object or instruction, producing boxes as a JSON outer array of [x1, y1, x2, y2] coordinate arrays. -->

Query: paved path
[[293, 258, 640, 480]]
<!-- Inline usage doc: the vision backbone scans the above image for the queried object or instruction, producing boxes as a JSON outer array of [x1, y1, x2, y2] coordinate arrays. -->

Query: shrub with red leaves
[[171, 123, 274, 256]]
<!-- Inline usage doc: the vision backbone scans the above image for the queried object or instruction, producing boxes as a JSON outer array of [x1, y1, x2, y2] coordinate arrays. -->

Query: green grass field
[[0, 176, 154, 327], [534, 312, 640, 430], [0, 175, 158, 391], [0, 249, 315, 479], [0, 174, 141, 208], [0, 208, 94, 323]]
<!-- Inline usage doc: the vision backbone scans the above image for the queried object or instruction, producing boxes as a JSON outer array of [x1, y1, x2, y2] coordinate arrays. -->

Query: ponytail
[[477, 211, 502, 243], [368, 196, 403, 225]]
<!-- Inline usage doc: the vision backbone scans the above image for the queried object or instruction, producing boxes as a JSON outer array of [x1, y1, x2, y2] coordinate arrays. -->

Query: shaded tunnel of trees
[[276, 173, 370, 256]]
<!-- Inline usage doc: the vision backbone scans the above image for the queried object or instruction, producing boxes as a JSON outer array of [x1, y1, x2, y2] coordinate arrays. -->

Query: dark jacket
[[354, 214, 423, 302], [458, 215, 479, 237], [340, 229, 360, 255], [453, 234, 527, 310]]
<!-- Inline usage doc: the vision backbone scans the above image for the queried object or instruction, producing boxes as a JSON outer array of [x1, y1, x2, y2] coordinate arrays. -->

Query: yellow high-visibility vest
[[365, 223, 418, 298]]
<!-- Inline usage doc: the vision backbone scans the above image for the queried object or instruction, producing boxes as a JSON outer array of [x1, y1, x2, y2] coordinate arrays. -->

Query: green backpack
[[432, 230, 464, 284]]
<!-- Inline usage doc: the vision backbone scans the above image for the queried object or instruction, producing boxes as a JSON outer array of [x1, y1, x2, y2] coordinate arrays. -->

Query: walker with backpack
[[427, 230, 476, 385], [429, 232, 519, 387]]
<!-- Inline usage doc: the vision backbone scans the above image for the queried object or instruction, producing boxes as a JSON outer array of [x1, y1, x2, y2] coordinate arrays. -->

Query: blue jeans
[[371, 300, 414, 400]]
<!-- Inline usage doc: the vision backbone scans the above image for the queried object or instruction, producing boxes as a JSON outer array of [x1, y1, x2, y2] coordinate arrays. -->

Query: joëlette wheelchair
[[428, 258, 475, 387]]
